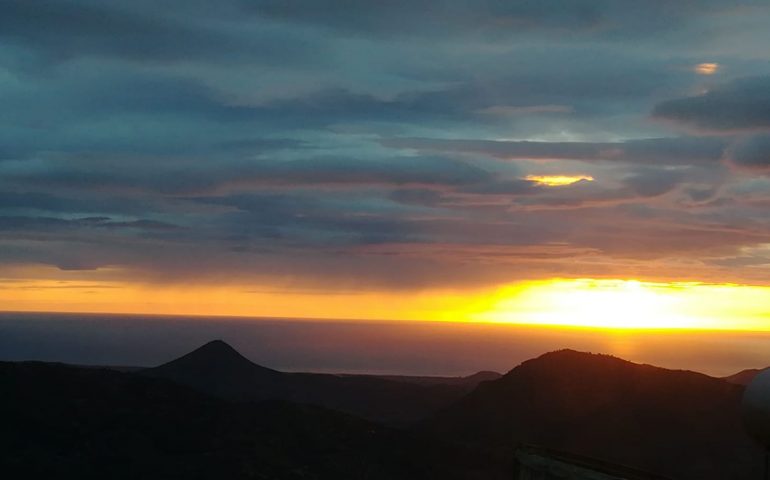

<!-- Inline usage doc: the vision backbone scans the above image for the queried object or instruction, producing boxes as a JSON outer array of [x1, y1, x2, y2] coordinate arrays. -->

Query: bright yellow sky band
[[2, 267, 768, 331]]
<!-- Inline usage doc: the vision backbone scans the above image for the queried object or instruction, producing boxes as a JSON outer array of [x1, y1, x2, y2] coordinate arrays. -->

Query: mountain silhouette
[[1, 360, 507, 479], [424, 349, 763, 480], [8, 343, 767, 479], [144, 340, 483, 424], [143, 340, 283, 399], [172, 339, 266, 368], [723, 367, 766, 386]]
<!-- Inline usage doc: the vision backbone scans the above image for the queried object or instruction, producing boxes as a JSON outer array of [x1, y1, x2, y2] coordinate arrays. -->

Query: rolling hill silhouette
[[424, 349, 763, 479], [143, 340, 490, 424], [6, 343, 765, 479], [723, 367, 766, 386], [1, 360, 506, 479]]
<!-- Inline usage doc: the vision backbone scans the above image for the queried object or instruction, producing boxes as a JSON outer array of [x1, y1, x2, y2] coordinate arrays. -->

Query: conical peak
[[197, 339, 237, 353], [186, 339, 250, 361]]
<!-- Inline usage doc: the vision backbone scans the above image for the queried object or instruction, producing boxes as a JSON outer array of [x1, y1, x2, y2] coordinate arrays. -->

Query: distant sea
[[2, 311, 770, 377]]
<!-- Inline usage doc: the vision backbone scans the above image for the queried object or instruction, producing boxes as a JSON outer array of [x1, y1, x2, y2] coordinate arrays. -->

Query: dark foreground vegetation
[[2, 341, 765, 479], [1, 360, 507, 479]]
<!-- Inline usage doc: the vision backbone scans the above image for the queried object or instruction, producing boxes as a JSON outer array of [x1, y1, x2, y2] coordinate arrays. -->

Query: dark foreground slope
[[1, 361, 507, 480], [723, 368, 765, 386], [143, 340, 484, 424], [424, 350, 763, 480]]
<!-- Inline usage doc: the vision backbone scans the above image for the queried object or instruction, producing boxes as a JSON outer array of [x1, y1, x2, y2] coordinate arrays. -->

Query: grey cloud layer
[[1, 0, 769, 288], [249, 0, 738, 38], [381, 136, 730, 166], [0, 0, 322, 65], [653, 76, 770, 132], [728, 136, 770, 171]]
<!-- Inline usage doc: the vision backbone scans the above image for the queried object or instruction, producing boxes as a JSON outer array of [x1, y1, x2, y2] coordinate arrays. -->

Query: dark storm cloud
[[621, 168, 688, 197], [2, 44, 673, 137], [2, 153, 491, 195], [653, 76, 770, 132], [0, 0, 220, 61], [0, 192, 100, 213], [219, 205, 418, 246], [259, 156, 492, 186], [0, 191, 165, 215], [508, 181, 668, 210], [249, 0, 602, 36], [255, 47, 687, 126], [0, 0, 319, 64], [726, 135, 770, 172], [459, 179, 542, 195], [388, 189, 447, 207], [0, 215, 178, 232], [248, 0, 736, 38], [0, 71, 263, 126], [0, 0, 769, 288], [382, 137, 729, 166]]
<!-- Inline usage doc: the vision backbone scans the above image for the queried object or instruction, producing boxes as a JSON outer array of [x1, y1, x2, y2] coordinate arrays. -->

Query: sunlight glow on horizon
[[1, 270, 769, 332], [472, 279, 770, 331]]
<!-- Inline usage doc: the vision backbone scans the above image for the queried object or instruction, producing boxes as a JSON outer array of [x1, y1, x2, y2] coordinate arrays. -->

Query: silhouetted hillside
[[143, 340, 284, 399], [8, 344, 765, 479], [723, 368, 765, 386], [1, 360, 507, 480], [424, 349, 763, 480], [365, 370, 501, 388], [143, 340, 476, 424]]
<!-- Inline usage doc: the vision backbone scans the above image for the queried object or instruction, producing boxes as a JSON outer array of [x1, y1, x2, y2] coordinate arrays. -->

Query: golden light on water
[[472, 279, 770, 331], [694, 62, 719, 75], [525, 174, 594, 186]]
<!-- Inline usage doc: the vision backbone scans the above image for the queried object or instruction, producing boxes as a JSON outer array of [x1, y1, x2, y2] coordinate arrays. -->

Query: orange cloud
[[525, 174, 594, 186], [694, 62, 719, 75]]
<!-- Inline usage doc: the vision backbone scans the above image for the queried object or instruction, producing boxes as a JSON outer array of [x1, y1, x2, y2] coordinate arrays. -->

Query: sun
[[518, 279, 694, 329], [470, 279, 770, 331]]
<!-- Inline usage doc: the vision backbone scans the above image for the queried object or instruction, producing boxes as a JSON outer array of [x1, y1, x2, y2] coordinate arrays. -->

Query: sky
[[1, 1, 770, 328]]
